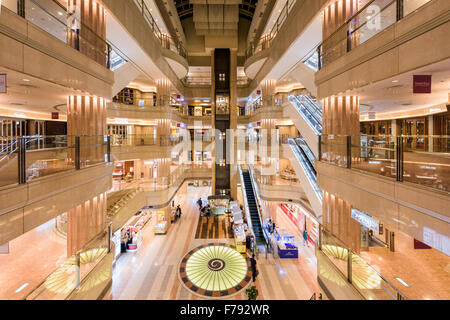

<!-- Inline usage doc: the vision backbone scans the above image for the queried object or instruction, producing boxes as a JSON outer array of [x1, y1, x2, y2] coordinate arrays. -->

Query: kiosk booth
[[274, 228, 299, 259], [208, 195, 230, 215]]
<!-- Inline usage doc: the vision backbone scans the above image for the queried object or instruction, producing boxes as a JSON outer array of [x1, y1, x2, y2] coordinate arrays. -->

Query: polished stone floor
[[0, 218, 67, 300], [109, 182, 322, 300]]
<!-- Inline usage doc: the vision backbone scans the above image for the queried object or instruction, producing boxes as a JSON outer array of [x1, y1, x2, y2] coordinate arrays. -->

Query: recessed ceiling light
[[392, 80, 399, 83], [23, 79, 31, 82], [58, 11, 63, 16]]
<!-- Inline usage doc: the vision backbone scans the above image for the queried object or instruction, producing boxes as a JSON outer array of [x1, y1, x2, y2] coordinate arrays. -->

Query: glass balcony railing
[[245, 0, 297, 59], [133, 0, 187, 59], [319, 226, 408, 300], [320, 134, 450, 192], [22, 224, 111, 300], [0, 135, 111, 188], [317, 0, 433, 69], [110, 134, 184, 147], [288, 94, 323, 134], [7, 0, 128, 70]]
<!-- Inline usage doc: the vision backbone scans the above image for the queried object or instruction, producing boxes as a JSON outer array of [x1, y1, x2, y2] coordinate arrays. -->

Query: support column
[[260, 80, 278, 181], [321, 94, 361, 253], [67, 95, 106, 166], [67, 193, 107, 257], [67, 0, 107, 66], [321, 0, 359, 66], [156, 79, 171, 109]]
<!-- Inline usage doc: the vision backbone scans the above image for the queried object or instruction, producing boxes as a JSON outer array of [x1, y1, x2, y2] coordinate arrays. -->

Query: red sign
[[177, 95, 181, 99], [414, 238, 432, 250], [413, 75, 432, 94], [256, 121, 261, 127], [256, 90, 261, 95], [0, 74, 6, 93], [51, 112, 59, 119]]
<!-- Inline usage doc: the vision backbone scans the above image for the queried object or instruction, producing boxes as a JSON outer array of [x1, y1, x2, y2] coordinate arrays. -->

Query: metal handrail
[[317, 0, 433, 69], [133, 0, 187, 59], [246, 165, 270, 244], [246, 0, 297, 59], [289, 95, 323, 133]]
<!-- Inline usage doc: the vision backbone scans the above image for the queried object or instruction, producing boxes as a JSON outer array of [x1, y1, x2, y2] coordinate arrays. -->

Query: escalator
[[284, 94, 322, 158], [242, 170, 267, 246], [284, 137, 322, 220]]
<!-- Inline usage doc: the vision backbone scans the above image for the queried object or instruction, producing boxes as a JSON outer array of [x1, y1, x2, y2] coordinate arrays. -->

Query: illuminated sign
[[351, 209, 379, 233]]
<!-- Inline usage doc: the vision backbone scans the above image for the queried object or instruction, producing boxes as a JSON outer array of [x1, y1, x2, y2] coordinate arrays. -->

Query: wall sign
[[51, 112, 59, 119], [413, 75, 432, 94], [0, 74, 6, 93], [351, 209, 379, 233]]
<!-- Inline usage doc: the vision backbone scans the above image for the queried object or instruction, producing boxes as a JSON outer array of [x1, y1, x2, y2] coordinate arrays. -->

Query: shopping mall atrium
[[0, 0, 448, 302]]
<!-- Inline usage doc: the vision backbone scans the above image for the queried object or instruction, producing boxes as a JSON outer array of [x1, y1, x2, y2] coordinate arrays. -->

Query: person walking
[[197, 198, 203, 210], [176, 205, 182, 220], [303, 229, 309, 247], [250, 254, 258, 282]]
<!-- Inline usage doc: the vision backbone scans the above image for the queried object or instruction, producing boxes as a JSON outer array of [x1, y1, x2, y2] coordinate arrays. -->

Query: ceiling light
[[22, 79, 31, 82], [395, 277, 409, 287], [392, 80, 399, 83], [15, 283, 30, 293], [58, 11, 63, 16]]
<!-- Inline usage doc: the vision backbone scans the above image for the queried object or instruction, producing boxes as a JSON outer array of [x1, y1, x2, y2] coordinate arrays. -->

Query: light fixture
[[22, 79, 31, 82], [15, 283, 30, 293], [392, 80, 399, 83], [395, 277, 410, 287]]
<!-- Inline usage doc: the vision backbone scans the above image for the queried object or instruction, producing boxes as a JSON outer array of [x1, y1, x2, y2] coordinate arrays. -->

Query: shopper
[[303, 229, 309, 247], [250, 254, 258, 282], [197, 198, 203, 210], [176, 205, 182, 219]]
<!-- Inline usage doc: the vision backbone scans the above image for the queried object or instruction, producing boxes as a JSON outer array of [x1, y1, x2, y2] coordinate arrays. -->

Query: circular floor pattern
[[179, 243, 252, 298]]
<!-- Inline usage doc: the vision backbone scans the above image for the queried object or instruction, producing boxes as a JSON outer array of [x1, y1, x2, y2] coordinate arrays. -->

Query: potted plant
[[246, 286, 258, 300]]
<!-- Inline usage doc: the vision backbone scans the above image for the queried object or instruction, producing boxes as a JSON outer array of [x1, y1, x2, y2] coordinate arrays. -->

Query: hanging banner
[[413, 75, 432, 94], [0, 74, 6, 93]]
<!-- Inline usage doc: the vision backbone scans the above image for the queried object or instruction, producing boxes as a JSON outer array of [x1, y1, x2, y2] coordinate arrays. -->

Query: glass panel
[[0, 140, 18, 186], [321, 135, 348, 167], [26, 136, 75, 181], [26, 0, 67, 43], [403, 0, 432, 16], [350, 0, 396, 48], [79, 135, 107, 168], [320, 229, 348, 279], [402, 136, 450, 192], [351, 254, 399, 300], [351, 135, 397, 179]]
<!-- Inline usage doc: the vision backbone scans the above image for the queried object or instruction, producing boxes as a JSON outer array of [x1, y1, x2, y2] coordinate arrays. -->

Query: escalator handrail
[[287, 139, 323, 201], [239, 165, 269, 245], [298, 95, 322, 124], [295, 137, 316, 166], [288, 95, 322, 134], [294, 139, 317, 176]]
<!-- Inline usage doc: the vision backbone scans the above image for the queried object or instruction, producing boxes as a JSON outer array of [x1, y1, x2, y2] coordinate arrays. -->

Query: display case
[[276, 229, 298, 259]]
